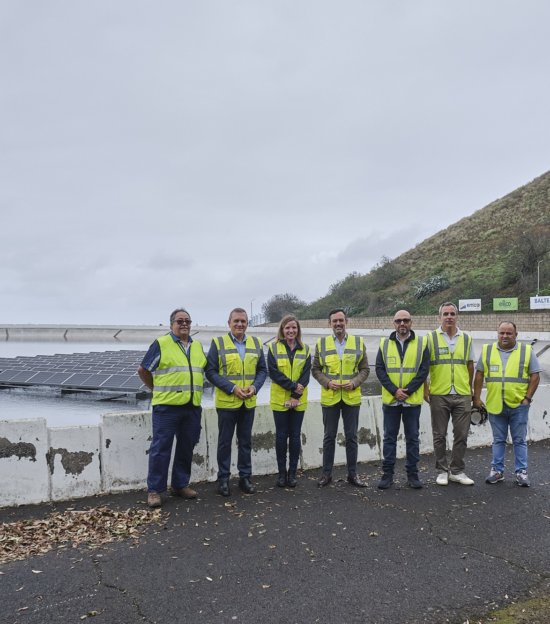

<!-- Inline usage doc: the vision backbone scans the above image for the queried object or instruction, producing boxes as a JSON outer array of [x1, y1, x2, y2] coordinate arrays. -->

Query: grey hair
[[170, 308, 191, 324], [438, 301, 458, 316]]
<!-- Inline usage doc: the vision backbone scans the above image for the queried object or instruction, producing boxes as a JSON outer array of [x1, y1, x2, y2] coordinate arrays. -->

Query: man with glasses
[[426, 302, 475, 486], [312, 308, 370, 488], [206, 308, 267, 497], [138, 308, 207, 508], [375, 311, 430, 489]]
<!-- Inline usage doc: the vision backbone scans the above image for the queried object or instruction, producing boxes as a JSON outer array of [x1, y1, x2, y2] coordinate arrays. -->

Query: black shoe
[[347, 474, 367, 487], [318, 474, 332, 487], [276, 473, 287, 488], [377, 473, 393, 490], [407, 474, 423, 489], [217, 480, 230, 497], [287, 471, 297, 488], [239, 477, 256, 494]]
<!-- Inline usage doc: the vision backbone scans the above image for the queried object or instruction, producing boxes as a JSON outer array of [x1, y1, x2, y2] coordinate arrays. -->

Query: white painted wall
[[1, 386, 549, 508]]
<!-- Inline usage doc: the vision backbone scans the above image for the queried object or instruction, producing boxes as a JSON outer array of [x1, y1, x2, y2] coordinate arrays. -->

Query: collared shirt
[[334, 334, 347, 358], [437, 326, 475, 360], [141, 332, 193, 372], [230, 333, 247, 360]]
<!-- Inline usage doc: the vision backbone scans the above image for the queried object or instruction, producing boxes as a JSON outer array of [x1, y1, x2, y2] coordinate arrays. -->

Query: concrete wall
[[296, 312, 550, 332], [1, 386, 549, 508]]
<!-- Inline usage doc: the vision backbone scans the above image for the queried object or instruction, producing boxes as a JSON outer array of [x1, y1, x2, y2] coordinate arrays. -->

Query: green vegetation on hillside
[[262, 171, 550, 322]]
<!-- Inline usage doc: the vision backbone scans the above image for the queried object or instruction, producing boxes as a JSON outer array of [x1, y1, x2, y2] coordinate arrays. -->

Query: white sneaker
[[436, 472, 449, 486], [448, 472, 474, 486]]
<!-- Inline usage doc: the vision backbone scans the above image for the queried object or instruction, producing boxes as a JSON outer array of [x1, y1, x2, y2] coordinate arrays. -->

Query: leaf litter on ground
[[0, 506, 164, 565]]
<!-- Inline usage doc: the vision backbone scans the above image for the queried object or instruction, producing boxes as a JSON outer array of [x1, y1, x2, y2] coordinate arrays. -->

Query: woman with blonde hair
[[267, 315, 311, 487]]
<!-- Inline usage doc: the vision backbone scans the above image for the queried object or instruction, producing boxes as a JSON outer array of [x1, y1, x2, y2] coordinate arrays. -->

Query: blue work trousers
[[321, 401, 360, 476], [382, 404, 421, 475], [273, 409, 305, 474], [216, 406, 255, 480], [147, 404, 202, 493], [488, 403, 529, 473]]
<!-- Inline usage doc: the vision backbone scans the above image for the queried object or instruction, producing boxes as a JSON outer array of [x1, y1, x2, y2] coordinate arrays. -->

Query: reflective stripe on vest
[[318, 335, 364, 406], [380, 335, 426, 405], [152, 334, 206, 407], [428, 330, 472, 395], [269, 341, 310, 411], [482, 342, 531, 413], [214, 334, 263, 409]]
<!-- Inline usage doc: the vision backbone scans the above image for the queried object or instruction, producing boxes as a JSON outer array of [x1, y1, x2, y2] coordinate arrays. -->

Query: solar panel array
[[0, 350, 149, 393]]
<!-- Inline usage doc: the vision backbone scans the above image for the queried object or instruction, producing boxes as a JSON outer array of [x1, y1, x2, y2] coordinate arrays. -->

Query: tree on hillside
[[262, 293, 307, 323]]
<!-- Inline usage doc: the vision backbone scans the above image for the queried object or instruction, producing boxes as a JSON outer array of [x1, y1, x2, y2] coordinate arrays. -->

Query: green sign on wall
[[493, 297, 519, 311]]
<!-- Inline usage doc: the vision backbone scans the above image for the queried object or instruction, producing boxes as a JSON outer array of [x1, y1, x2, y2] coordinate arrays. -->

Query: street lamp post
[[250, 299, 255, 326], [537, 260, 543, 296]]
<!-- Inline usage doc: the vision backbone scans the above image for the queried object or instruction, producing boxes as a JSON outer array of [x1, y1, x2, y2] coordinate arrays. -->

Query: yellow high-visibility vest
[[428, 330, 472, 395], [214, 334, 263, 409], [379, 335, 427, 405], [481, 342, 532, 413], [317, 335, 364, 406], [152, 334, 206, 406], [269, 341, 310, 411]]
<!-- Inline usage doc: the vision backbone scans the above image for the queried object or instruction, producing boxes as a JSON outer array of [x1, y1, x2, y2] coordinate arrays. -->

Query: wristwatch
[[524, 396, 533, 403]]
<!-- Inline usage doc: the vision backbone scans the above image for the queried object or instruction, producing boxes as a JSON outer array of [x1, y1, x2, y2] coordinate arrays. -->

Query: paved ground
[[1, 440, 550, 624]]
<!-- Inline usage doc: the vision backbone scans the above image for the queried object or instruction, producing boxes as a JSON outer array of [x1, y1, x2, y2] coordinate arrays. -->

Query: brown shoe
[[147, 492, 162, 508], [172, 486, 197, 499]]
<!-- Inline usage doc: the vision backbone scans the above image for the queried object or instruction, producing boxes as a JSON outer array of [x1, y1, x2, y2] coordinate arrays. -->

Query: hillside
[[297, 170, 550, 319]]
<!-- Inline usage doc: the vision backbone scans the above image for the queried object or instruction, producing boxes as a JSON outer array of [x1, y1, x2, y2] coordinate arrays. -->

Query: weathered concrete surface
[[0, 419, 50, 507], [1, 441, 549, 624], [47, 426, 100, 501], [1, 386, 549, 508]]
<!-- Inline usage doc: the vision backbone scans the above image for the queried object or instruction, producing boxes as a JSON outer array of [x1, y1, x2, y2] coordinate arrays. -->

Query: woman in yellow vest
[[267, 315, 311, 487]]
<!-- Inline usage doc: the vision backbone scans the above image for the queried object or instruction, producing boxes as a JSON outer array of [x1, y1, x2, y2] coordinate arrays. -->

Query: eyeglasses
[[394, 319, 411, 324], [174, 319, 192, 325]]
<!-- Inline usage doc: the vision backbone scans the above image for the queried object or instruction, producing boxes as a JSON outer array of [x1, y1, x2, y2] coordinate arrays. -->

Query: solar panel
[[0, 349, 148, 394]]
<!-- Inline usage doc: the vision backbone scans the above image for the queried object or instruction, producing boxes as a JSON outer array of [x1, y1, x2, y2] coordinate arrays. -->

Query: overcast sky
[[2, 1, 549, 327]]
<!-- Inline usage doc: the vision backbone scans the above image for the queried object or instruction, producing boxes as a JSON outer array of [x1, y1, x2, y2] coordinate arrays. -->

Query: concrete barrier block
[[192, 407, 216, 483], [358, 397, 383, 464], [0, 419, 50, 507], [101, 411, 151, 492], [48, 426, 101, 501], [528, 386, 550, 442], [251, 404, 278, 477], [300, 402, 325, 471]]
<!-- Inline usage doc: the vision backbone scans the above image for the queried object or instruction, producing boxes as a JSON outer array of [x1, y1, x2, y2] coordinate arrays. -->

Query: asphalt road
[[1, 441, 550, 624]]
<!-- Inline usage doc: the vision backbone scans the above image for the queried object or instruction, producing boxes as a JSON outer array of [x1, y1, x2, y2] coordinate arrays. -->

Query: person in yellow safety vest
[[375, 310, 430, 490], [267, 314, 311, 488], [473, 321, 541, 487], [205, 307, 267, 497], [426, 302, 476, 487], [312, 308, 370, 488], [138, 308, 207, 509]]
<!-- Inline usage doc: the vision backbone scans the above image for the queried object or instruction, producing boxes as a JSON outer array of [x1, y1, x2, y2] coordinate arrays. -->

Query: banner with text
[[493, 297, 519, 311], [530, 296, 550, 309], [459, 299, 481, 312]]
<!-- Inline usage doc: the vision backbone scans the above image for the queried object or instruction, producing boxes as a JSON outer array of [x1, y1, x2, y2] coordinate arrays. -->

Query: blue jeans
[[488, 404, 529, 473], [273, 409, 305, 473], [382, 404, 421, 475], [216, 406, 255, 480], [321, 401, 360, 476], [147, 404, 202, 493]]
